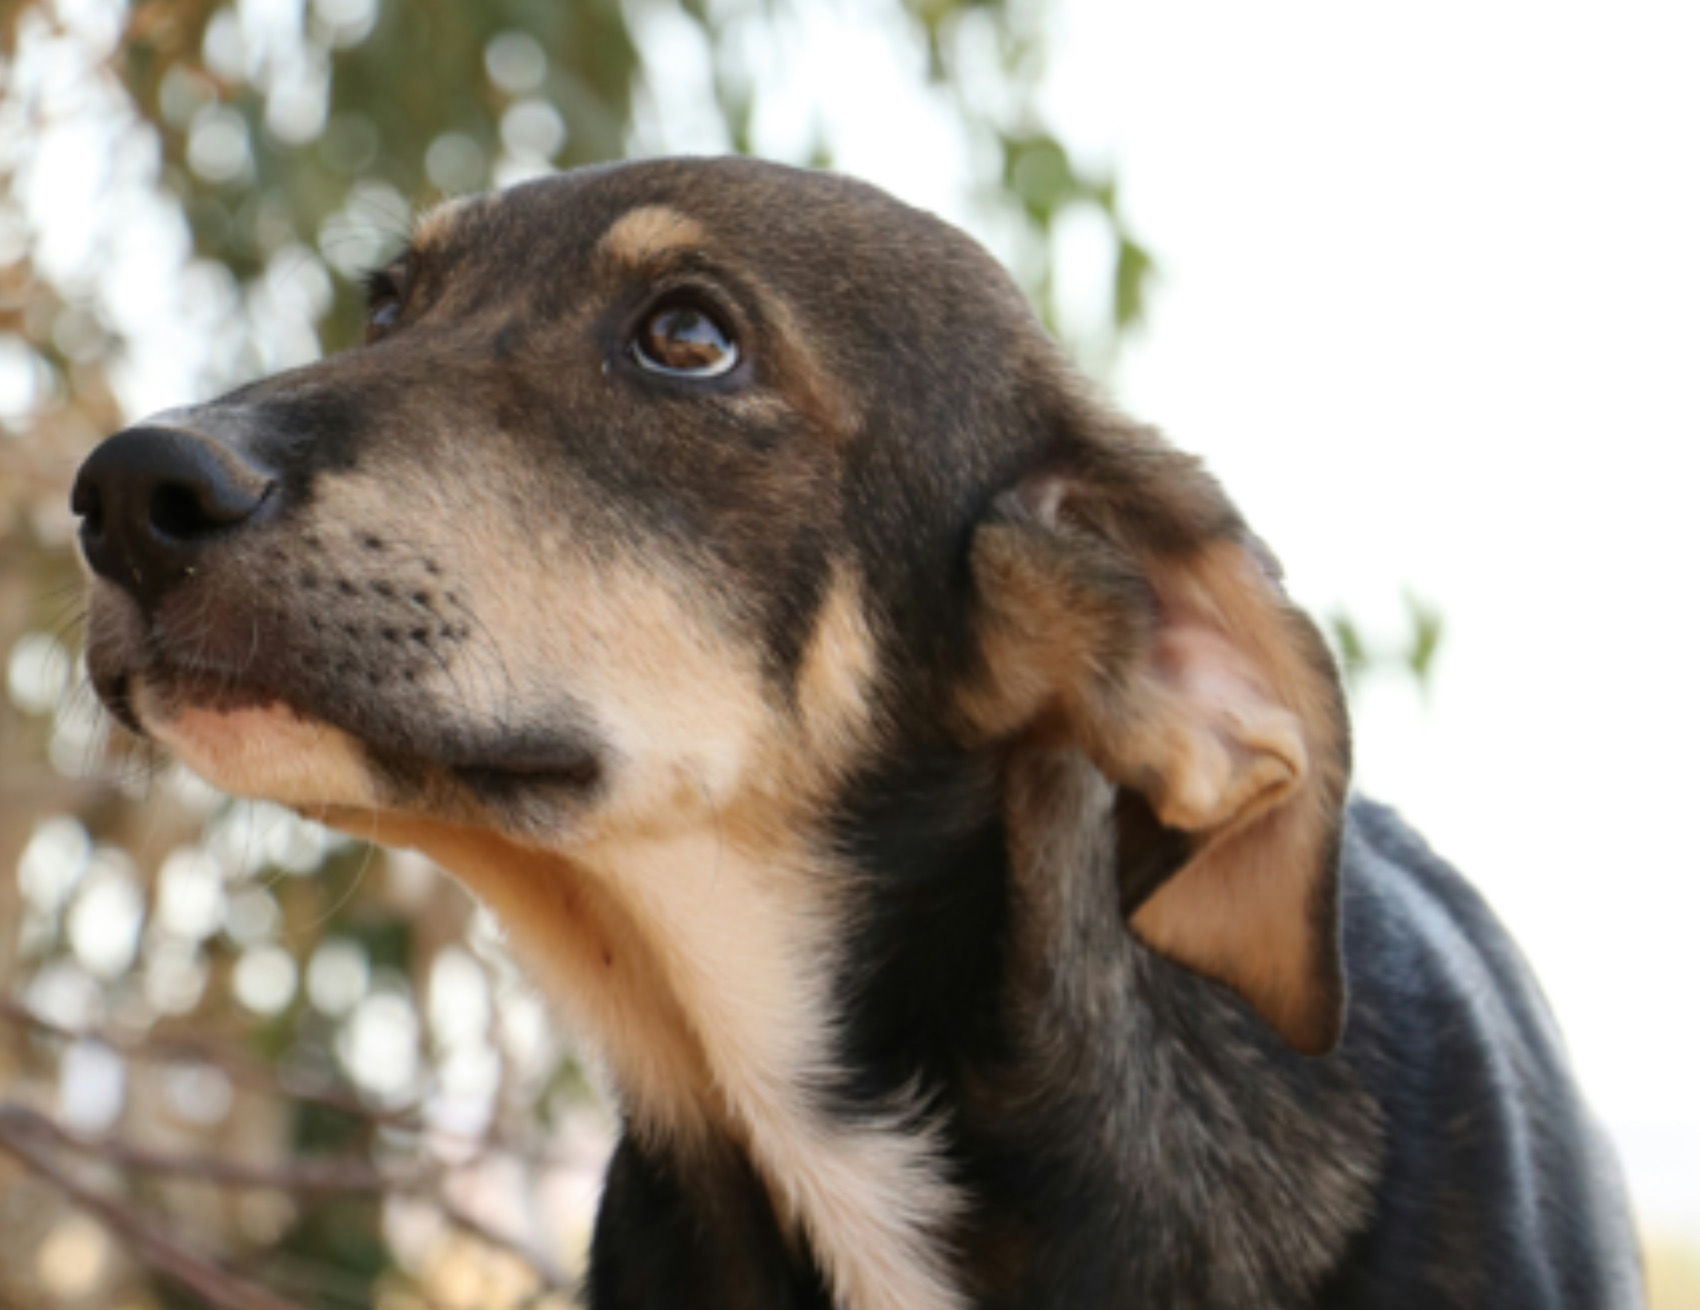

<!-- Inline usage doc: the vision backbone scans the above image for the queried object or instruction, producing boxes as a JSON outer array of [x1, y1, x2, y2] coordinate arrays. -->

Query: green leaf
[[1114, 235, 1152, 328], [1403, 590, 1445, 692], [1005, 132, 1074, 221], [1328, 612, 1370, 691]]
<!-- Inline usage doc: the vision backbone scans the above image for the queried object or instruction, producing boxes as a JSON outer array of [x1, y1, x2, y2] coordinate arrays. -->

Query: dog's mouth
[[80, 534, 610, 832], [95, 663, 273, 735], [98, 655, 605, 819]]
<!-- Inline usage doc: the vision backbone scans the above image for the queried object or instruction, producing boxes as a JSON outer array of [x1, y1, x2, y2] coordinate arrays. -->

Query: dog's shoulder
[[1326, 798, 1644, 1309]]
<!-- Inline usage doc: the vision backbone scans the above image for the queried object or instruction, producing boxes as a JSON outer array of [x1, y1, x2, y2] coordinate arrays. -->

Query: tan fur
[[317, 808, 966, 1310], [1128, 543, 1347, 1053], [306, 466, 886, 846], [140, 695, 379, 811], [964, 481, 1348, 1053], [412, 195, 479, 251], [957, 515, 1132, 744], [796, 564, 881, 764], [343, 813, 719, 1137], [202, 480, 962, 1307], [304, 465, 779, 834], [599, 205, 708, 269]]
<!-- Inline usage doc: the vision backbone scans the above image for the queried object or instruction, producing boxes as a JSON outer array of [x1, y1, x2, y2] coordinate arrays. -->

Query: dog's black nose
[[72, 424, 275, 601]]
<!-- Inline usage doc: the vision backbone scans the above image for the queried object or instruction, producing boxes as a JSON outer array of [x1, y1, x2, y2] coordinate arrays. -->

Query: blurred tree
[[1328, 591, 1445, 700], [0, 1, 1155, 1306]]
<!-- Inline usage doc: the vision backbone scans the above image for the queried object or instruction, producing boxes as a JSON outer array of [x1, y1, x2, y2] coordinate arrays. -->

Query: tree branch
[[0, 1104, 408, 1194], [0, 1105, 312, 1310], [0, 997, 388, 1125], [0, 1102, 576, 1294]]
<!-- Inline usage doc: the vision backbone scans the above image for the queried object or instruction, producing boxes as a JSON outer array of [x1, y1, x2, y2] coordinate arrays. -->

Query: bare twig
[[0, 1003, 585, 1294], [1, 1104, 413, 1194], [0, 1105, 312, 1310], [0, 1102, 576, 1294], [0, 997, 390, 1125], [0, 997, 576, 1161]]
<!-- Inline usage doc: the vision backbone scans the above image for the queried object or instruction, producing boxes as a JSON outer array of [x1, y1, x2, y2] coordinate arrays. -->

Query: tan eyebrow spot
[[413, 195, 477, 250], [601, 204, 706, 267]]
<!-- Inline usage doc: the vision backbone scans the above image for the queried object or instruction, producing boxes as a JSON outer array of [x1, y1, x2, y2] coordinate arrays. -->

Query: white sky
[[1055, 0, 1700, 1237], [748, 0, 1700, 1238], [8, 0, 1696, 1241]]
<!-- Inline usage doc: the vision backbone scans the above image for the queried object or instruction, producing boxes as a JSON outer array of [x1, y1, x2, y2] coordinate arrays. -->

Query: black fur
[[588, 787, 1641, 1308]]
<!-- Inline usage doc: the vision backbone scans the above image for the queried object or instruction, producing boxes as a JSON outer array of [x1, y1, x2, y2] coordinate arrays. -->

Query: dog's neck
[[393, 745, 1381, 1308], [389, 782, 973, 1310]]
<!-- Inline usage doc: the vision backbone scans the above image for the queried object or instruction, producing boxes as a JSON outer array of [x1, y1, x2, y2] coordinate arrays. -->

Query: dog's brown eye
[[634, 304, 739, 379]]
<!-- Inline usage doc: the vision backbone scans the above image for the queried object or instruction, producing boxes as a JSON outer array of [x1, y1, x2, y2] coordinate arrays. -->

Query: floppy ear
[[963, 414, 1351, 1053]]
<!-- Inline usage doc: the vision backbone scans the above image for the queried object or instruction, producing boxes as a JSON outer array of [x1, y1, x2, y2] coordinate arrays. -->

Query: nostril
[[73, 479, 105, 538], [149, 480, 244, 541]]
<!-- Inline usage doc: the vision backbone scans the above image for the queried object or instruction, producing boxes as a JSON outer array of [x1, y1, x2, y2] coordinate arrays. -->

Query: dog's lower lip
[[94, 664, 282, 733], [150, 667, 290, 713], [105, 662, 604, 801]]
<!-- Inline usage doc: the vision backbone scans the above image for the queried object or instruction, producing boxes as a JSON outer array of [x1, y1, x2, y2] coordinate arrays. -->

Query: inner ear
[[1118, 541, 1350, 1054], [964, 445, 1351, 1054]]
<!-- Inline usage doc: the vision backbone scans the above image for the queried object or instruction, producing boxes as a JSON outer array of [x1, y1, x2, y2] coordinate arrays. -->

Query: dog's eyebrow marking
[[600, 204, 707, 268], [412, 195, 477, 250]]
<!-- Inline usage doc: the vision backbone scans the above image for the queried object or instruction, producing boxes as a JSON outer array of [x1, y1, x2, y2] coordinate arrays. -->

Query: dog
[[72, 158, 1642, 1308]]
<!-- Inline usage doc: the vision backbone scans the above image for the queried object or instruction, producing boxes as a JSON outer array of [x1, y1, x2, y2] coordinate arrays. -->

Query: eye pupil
[[636, 304, 738, 377]]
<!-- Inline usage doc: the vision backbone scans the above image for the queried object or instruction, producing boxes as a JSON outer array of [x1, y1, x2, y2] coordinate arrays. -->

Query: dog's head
[[74, 158, 1349, 1055]]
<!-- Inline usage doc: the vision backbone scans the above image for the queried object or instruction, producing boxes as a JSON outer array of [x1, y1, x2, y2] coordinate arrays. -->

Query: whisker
[[294, 830, 380, 937]]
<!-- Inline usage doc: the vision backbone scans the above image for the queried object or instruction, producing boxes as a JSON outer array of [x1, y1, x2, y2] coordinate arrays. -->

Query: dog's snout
[[72, 424, 275, 600]]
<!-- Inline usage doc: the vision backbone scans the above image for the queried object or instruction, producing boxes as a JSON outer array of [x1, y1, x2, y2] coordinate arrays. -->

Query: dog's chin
[[132, 677, 382, 811]]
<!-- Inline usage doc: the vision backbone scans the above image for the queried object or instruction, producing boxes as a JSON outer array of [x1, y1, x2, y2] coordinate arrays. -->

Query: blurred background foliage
[[15, 0, 1700, 1303], [0, 0, 1154, 1306], [0, 1, 1488, 1309]]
